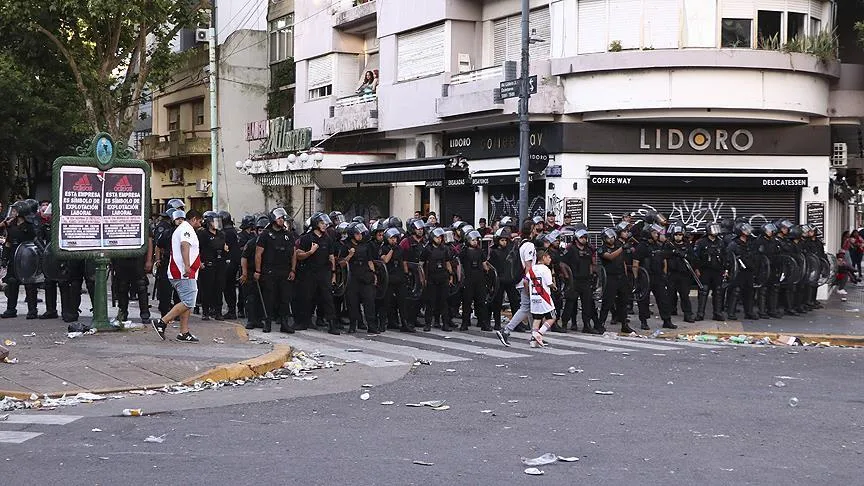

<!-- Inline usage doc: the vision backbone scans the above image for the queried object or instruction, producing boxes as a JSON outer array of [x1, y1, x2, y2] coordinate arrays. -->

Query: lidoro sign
[[639, 128, 755, 152]]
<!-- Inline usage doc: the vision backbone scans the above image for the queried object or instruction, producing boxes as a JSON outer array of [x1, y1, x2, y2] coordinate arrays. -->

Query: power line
[[216, 0, 260, 37]]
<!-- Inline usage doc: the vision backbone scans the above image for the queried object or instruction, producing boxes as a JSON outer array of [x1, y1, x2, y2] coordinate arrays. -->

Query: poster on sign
[[58, 166, 145, 250]]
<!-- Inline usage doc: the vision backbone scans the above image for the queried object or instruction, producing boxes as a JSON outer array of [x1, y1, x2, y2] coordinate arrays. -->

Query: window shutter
[[809, 0, 824, 19], [760, 0, 787, 10], [609, 0, 642, 50], [643, 0, 680, 49], [397, 23, 445, 81], [335, 54, 360, 98], [787, 0, 809, 13], [308, 55, 333, 89], [683, 0, 717, 47], [578, 0, 608, 54], [721, 0, 753, 18], [492, 17, 510, 65], [529, 7, 552, 61]]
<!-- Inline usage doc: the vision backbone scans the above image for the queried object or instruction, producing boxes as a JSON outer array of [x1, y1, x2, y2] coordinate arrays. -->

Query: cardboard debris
[[776, 335, 802, 346]]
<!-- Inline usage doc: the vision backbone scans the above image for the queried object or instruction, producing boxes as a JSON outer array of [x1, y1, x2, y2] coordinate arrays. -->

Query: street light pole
[[517, 0, 530, 223], [209, 0, 219, 211]]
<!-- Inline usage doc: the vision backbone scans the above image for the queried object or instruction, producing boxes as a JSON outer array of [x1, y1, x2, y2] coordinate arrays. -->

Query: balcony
[[332, 0, 376, 30], [436, 65, 506, 118], [323, 94, 379, 136], [140, 130, 211, 161]]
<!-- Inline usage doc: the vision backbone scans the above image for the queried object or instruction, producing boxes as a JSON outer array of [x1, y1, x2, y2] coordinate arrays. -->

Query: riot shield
[[13, 241, 44, 284], [592, 265, 606, 308], [557, 262, 574, 298], [373, 260, 389, 300], [630, 266, 650, 301], [405, 262, 425, 300], [484, 264, 499, 304], [753, 254, 771, 289], [818, 254, 837, 286], [448, 259, 463, 297], [805, 253, 821, 286], [775, 255, 798, 287], [792, 254, 807, 285], [41, 242, 71, 282], [332, 265, 348, 297]]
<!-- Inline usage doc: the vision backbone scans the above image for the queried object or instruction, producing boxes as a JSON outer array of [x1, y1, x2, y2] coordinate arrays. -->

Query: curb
[[0, 344, 293, 401], [654, 331, 864, 347]]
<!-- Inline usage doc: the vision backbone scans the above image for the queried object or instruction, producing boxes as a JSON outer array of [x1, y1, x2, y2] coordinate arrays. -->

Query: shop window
[[194, 100, 205, 126], [168, 106, 180, 131], [269, 14, 294, 64], [721, 18, 752, 48], [757, 11, 782, 48], [303, 187, 314, 220], [787, 12, 806, 42]]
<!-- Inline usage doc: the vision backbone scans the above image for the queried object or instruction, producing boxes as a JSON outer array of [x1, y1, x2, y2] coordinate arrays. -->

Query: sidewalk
[[658, 283, 864, 345], [0, 293, 290, 399]]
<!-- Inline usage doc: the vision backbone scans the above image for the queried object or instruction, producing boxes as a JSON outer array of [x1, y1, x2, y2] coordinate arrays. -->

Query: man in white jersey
[[496, 217, 543, 346], [152, 209, 203, 342]]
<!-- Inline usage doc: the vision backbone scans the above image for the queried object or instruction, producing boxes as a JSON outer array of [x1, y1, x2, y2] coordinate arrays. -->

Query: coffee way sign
[[639, 128, 754, 153]]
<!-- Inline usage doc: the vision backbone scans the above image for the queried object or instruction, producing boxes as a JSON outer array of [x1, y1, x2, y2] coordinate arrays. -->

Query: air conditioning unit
[[169, 168, 184, 183], [196, 178, 210, 192], [832, 142, 848, 168], [457, 53, 472, 73], [195, 28, 209, 43], [413, 134, 442, 159]]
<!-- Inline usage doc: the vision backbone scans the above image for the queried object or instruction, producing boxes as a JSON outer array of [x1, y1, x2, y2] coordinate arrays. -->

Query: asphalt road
[[2, 330, 862, 485]]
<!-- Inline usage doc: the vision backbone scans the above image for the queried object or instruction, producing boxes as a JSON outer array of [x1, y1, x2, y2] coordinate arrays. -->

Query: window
[[757, 10, 781, 48], [269, 14, 294, 64], [492, 7, 551, 65], [133, 130, 150, 151], [397, 23, 444, 81], [303, 187, 315, 220], [721, 18, 752, 48], [167, 106, 180, 131], [787, 12, 806, 41], [307, 54, 333, 100], [810, 17, 821, 37], [577, 0, 607, 54], [194, 101, 205, 126]]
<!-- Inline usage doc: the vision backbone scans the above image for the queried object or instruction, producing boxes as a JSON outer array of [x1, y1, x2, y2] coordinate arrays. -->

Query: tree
[[0, 0, 209, 141]]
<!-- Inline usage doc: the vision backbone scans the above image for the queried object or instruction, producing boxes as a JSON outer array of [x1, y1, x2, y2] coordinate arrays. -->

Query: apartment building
[[275, 0, 860, 253]]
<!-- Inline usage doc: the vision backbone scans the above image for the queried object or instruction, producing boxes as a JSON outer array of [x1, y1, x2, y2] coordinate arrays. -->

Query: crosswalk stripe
[[261, 333, 407, 368], [425, 330, 586, 356], [520, 335, 635, 353], [382, 333, 531, 359], [2, 414, 83, 425], [296, 330, 471, 363], [552, 333, 682, 351], [0, 431, 43, 444]]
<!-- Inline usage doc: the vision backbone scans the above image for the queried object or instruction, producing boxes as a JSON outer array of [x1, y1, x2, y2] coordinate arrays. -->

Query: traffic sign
[[499, 75, 538, 100]]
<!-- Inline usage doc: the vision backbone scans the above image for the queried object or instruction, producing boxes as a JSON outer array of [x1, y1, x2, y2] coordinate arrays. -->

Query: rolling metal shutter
[[787, 0, 809, 12], [308, 54, 333, 89], [643, 0, 680, 49], [586, 187, 800, 232], [442, 186, 475, 225], [721, 0, 754, 18], [578, 0, 607, 54], [609, 0, 642, 50], [492, 8, 552, 65], [397, 23, 445, 81], [335, 53, 360, 98], [683, 0, 717, 47]]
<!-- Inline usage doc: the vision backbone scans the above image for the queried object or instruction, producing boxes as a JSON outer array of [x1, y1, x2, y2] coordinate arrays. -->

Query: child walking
[[529, 250, 557, 347]]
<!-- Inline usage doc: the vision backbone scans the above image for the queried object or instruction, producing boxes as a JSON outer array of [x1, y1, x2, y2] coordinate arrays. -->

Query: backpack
[[498, 241, 524, 283]]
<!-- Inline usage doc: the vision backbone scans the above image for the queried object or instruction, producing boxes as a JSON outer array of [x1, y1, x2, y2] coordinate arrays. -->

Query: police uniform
[[488, 238, 522, 331], [339, 231, 377, 334], [634, 236, 673, 329], [197, 225, 227, 319], [379, 236, 410, 332], [694, 231, 728, 320], [399, 231, 427, 330], [241, 235, 262, 329], [422, 240, 454, 332], [459, 237, 490, 331], [2, 218, 38, 318], [111, 254, 150, 322], [296, 228, 339, 333], [37, 219, 59, 319], [256, 223, 296, 333], [597, 237, 629, 333], [561, 239, 598, 333], [726, 229, 757, 320], [752, 228, 781, 318], [222, 220, 241, 319], [236, 226, 256, 318], [665, 234, 695, 322], [154, 218, 178, 315]]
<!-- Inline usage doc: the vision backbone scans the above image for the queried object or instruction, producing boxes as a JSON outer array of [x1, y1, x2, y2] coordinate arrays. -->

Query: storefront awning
[[469, 169, 542, 186], [342, 156, 468, 184], [253, 171, 313, 186], [587, 167, 808, 189]]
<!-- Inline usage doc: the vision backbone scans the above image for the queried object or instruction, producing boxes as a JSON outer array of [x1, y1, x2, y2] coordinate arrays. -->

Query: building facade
[[261, 0, 861, 256]]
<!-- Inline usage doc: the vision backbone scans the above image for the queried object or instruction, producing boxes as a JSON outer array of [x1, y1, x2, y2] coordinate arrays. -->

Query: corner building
[[287, 0, 860, 253]]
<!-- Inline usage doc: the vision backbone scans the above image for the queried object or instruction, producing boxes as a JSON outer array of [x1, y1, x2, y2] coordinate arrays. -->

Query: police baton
[[255, 279, 268, 321], [681, 257, 705, 292]]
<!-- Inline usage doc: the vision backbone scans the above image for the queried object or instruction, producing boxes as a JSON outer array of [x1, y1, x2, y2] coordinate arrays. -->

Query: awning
[[342, 156, 468, 184], [253, 171, 313, 186], [469, 169, 541, 186], [587, 167, 808, 190]]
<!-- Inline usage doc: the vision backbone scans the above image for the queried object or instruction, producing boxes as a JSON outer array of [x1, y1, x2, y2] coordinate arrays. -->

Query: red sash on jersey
[[527, 266, 553, 306]]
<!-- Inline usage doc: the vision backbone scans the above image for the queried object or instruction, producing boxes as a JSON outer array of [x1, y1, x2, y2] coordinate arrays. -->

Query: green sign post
[[51, 133, 151, 330]]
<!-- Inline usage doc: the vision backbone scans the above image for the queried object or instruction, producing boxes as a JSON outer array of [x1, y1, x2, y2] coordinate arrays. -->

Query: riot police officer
[[726, 222, 757, 320], [220, 211, 241, 320], [633, 224, 675, 330], [753, 222, 782, 319], [339, 222, 378, 334], [255, 208, 296, 333], [197, 211, 227, 320], [694, 222, 728, 321], [422, 227, 454, 332], [562, 228, 600, 333], [775, 220, 799, 315], [36, 203, 59, 319], [296, 212, 340, 335], [665, 224, 696, 323], [379, 227, 411, 332], [0, 200, 39, 318], [597, 227, 629, 334], [801, 224, 825, 310], [236, 215, 257, 318], [400, 219, 428, 330], [111, 241, 153, 323], [488, 227, 521, 331], [459, 230, 491, 331], [240, 216, 269, 330]]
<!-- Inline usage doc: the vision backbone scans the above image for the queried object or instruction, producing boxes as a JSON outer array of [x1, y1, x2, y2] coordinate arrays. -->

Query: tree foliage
[[0, 0, 209, 141]]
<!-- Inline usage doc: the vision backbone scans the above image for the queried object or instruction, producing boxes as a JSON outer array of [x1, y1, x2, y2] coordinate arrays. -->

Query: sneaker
[[176, 332, 199, 342], [151, 318, 166, 341], [529, 338, 539, 348], [495, 329, 511, 347], [837, 289, 848, 295], [532, 330, 545, 347]]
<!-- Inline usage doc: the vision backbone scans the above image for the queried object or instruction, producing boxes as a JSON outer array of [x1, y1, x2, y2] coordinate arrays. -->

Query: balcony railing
[[450, 65, 504, 86], [324, 94, 378, 135], [140, 130, 211, 160], [333, 0, 376, 29], [336, 93, 377, 107]]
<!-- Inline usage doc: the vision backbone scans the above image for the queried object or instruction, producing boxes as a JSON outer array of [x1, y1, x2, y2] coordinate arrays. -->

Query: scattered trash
[[413, 359, 431, 366], [3, 339, 15, 346], [3, 357, 18, 364], [729, 335, 749, 344], [789, 397, 799, 407], [667, 381, 674, 385], [405, 403, 423, 407], [522, 453, 559, 466], [360, 393, 370, 401], [594, 391, 614, 395], [481, 410, 493, 414], [651, 329, 663, 338], [292, 376, 317, 381], [22, 332, 36, 337], [609, 372, 624, 376], [774, 376, 802, 380], [361, 384, 374, 388], [507, 400, 519, 403], [720, 468, 734, 472], [0, 414, 8, 421], [345, 348, 363, 352], [380, 401, 394, 406], [144, 435, 166, 444], [413, 460, 434, 466], [122, 409, 143, 417], [552, 372, 566, 376], [845, 308, 859, 312], [523, 468, 545, 476], [444, 369, 456, 373], [53, 341, 66, 345], [588, 378, 601, 382], [212, 338, 225, 344], [568, 367, 583, 374], [419, 400, 446, 407], [774, 381, 786, 388], [557, 456, 579, 462], [91, 428, 102, 432], [431, 405, 450, 411], [653, 353, 666, 357], [0, 345, 8, 361], [602, 332, 620, 340], [776, 335, 802, 346], [495, 364, 506, 368], [518, 375, 529, 379]]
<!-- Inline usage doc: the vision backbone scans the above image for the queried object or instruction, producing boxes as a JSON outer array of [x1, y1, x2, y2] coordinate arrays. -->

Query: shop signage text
[[639, 128, 754, 152], [444, 125, 560, 160], [588, 175, 808, 188], [253, 118, 311, 156]]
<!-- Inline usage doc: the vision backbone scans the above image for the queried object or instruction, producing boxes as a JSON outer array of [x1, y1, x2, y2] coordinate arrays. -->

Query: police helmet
[[719, 218, 734, 234], [270, 207, 288, 222], [648, 223, 664, 235], [543, 230, 561, 244], [800, 223, 814, 235], [171, 210, 186, 221], [311, 212, 332, 228], [255, 215, 270, 229], [347, 222, 369, 238], [336, 221, 350, 235], [430, 227, 446, 240], [240, 215, 255, 230], [573, 223, 588, 232], [329, 211, 346, 225], [777, 219, 794, 231], [575, 229, 589, 240], [218, 211, 233, 227], [494, 227, 511, 240], [734, 222, 753, 237], [761, 222, 777, 237], [531, 216, 544, 225], [669, 224, 685, 235], [352, 216, 366, 224], [203, 210, 223, 230], [409, 218, 425, 232], [499, 216, 515, 228], [465, 230, 481, 244], [615, 221, 630, 235], [452, 221, 467, 231], [707, 223, 722, 236], [386, 216, 403, 230], [164, 198, 185, 216], [458, 225, 475, 238], [384, 227, 401, 241], [602, 227, 616, 242], [370, 220, 387, 233], [443, 230, 456, 244], [788, 225, 803, 239]]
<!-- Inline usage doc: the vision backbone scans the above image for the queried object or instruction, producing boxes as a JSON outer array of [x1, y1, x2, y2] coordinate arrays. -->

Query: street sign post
[[499, 75, 537, 100], [52, 133, 151, 330]]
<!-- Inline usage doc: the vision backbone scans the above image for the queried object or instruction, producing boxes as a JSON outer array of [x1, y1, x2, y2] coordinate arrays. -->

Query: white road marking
[[266, 334, 407, 368], [2, 414, 83, 425], [426, 330, 587, 356], [384, 333, 531, 359], [0, 431, 43, 444], [297, 331, 471, 363]]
